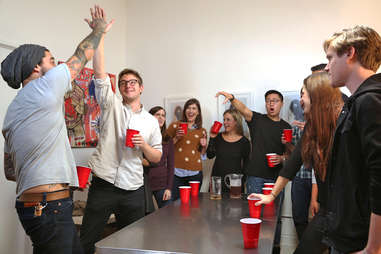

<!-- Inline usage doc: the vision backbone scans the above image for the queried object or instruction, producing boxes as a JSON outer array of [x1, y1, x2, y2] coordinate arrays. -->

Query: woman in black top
[[207, 109, 250, 193], [249, 72, 344, 254]]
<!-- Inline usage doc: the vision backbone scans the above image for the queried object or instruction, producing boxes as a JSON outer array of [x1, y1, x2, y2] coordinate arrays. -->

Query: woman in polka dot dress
[[166, 98, 207, 201]]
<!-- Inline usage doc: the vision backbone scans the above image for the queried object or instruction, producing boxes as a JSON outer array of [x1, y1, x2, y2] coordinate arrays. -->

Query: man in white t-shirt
[[79, 15, 162, 254], [1, 6, 112, 254]]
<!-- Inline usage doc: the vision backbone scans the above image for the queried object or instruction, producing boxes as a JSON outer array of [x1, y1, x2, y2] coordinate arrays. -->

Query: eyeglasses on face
[[119, 79, 139, 87], [265, 99, 281, 104]]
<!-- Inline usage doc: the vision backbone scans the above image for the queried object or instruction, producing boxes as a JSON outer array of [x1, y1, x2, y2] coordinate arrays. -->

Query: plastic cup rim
[[240, 218, 262, 224], [179, 186, 191, 189], [189, 181, 200, 184], [247, 196, 261, 201]]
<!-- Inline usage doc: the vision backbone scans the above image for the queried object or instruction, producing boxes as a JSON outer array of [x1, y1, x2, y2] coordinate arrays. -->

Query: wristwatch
[[229, 94, 235, 102]]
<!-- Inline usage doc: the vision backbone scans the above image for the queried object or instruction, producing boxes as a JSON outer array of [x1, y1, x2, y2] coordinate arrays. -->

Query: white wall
[[2, 0, 381, 253], [123, 0, 381, 189], [0, 1, 128, 253]]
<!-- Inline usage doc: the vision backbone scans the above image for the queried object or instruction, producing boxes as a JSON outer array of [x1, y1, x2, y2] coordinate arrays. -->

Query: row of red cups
[[179, 181, 200, 203], [241, 182, 275, 248]]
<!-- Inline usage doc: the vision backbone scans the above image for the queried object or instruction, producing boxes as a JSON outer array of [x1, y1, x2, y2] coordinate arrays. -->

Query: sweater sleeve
[[166, 121, 178, 139], [166, 140, 175, 190], [278, 138, 303, 180]]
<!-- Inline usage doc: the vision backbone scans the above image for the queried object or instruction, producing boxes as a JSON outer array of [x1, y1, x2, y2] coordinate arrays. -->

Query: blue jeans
[[152, 189, 171, 208], [16, 197, 83, 254], [291, 175, 312, 240], [246, 176, 275, 194], [171, 171, 203, 201]]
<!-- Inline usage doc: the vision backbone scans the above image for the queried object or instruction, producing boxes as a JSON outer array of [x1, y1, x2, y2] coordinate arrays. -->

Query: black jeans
[[171, 171, 203, 201], [16, 197, 83, 254], [80, 177, 145, 254], [291, 176, 312, 240], [294, 209, 329, 254]]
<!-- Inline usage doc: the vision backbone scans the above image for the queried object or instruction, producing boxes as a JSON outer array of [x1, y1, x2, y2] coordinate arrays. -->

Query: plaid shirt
[[291, 124, 312, 179]]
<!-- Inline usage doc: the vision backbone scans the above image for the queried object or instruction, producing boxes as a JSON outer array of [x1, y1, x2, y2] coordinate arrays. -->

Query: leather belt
[[18, 189, 70, 203]]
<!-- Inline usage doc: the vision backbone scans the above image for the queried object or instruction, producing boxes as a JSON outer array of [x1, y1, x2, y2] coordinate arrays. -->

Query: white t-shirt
[[2, 64, 78, 197], [89, 76, 162, 191]]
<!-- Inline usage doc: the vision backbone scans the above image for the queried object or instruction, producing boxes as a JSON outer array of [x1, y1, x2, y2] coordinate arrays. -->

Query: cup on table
[[189, 181, 200, 197], [211, 121, 223, 134], [180, 203, 190, 217], [210, 176, 222, 200], [126, 129, 139, 148], [262, 187, 274, 205], [283, 129, 293, 143], [266, 153, 277, 168], [179, 186, 191, 204], [264, 182, 275, 189], [240, 218, 262, 249], [248, 197, 262, 219], [179, 123, 188, 135], [191, 196, 199, 208], [76, 166, 91, 188]]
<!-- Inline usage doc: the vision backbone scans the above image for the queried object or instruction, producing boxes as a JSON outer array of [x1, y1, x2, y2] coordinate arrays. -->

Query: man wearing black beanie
[[2, 5, 113, 254]]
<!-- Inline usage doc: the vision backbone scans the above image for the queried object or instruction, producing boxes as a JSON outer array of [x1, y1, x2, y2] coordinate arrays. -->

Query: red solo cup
[[191, 196, 199, 208], [211, 121, 223, 134], [189, 181, 200, 197], [263, 204, 275, 219], [264, 182, 275, 188], [179, 123, 188, 135], [262, 187, 274, 205], [179, 186, 191, 204], [180, 203, 191, 217], [248, 197, 262, 218], [126, 129, 139, 148], [283, 129, 293, 143], [266, 153, 276, 168], [76, 166, 91, 188], [240, 218, 262, 249]]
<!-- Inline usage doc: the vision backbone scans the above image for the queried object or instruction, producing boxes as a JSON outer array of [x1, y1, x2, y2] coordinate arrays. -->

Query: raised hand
[[216, 91, 233, 104], [84, 5, 114, 34]]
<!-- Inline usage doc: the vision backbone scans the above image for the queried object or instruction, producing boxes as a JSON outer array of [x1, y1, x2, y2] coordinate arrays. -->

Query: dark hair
[[118, 68, 143, 87], [182, 98, 203, 129], [265, 90, 283, 102], [149, 106, 170, 143], [310, 63, 327, 72]]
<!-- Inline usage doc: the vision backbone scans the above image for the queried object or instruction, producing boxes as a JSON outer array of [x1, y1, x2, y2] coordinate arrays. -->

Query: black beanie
[[1, 44, 48, 89]]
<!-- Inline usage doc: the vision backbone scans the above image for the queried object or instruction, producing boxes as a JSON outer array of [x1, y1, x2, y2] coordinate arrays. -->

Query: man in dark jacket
[[323, 25, 381, 254]]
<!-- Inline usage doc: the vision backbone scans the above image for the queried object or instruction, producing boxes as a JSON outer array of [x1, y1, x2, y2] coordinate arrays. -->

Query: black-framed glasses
[[265, 99, 281, 104], [119, 79, 138, 87]]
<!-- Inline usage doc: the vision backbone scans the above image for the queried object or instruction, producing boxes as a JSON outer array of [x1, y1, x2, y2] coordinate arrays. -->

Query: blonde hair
[[324, 25, 381, 72], [223, 109, 244, 136]]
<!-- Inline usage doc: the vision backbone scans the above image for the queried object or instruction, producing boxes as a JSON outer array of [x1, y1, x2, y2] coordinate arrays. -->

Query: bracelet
[[270, 191, 277, 199], [229, 94, 235, 102]]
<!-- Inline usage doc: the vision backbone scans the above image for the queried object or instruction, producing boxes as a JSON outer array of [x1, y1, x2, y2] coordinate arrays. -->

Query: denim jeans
[[246, 176, 275, 194], [291, 175, 312, 240], [16, 197, 83, 254], [171, 171, 203, 201], [152, 189, 171, 208], [80, 177, 145, 254]]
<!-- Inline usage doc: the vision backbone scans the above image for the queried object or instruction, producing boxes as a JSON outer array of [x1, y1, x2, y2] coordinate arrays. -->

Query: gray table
[[96, 193, 281, 254]]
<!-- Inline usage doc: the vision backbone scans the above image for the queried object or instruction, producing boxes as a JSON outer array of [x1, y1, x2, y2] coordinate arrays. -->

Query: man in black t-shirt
[[216, 90, 291, 194]]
